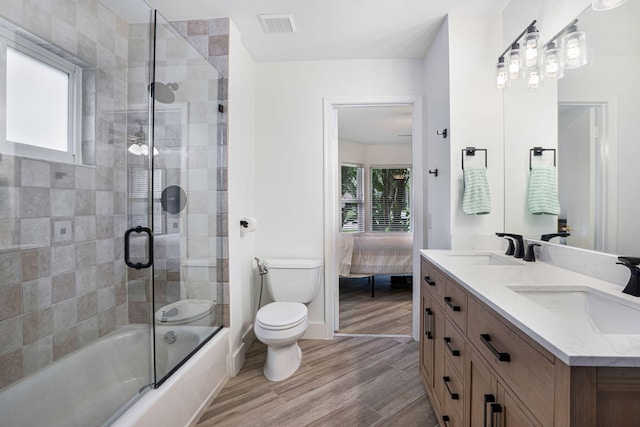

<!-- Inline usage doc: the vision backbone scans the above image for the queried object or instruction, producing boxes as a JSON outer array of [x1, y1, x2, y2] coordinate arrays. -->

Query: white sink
[[446, 253, 521, 266], [509, 286, 640, 335]]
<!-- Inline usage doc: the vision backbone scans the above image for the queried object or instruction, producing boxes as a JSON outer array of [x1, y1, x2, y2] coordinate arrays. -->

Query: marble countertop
[[420, 249, 640, 367]]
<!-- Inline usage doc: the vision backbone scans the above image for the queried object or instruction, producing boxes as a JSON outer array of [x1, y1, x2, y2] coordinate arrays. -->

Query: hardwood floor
[[196, 336, 436, 427], [338, 274, 413, 335]]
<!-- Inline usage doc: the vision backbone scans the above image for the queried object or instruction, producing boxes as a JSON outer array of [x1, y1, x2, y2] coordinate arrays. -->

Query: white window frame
[[0, 27, 82, 164], [340, 162, 365, 233]]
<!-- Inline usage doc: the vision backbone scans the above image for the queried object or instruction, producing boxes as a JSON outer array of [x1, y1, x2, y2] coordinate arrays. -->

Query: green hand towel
[[463, 167, 491, 215], [528, 166, 560, 215]]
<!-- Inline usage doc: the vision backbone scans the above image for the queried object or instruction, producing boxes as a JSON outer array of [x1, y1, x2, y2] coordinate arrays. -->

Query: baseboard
[[302, 322, 330, 339], [228, 326, 257, 376]]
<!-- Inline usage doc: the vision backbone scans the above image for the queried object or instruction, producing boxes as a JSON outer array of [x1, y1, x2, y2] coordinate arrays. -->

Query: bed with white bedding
[[339, 232, 413, 276]]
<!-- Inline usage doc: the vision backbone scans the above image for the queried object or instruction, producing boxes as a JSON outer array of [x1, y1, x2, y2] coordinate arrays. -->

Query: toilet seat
[[154, 299, 215, 325], [256, 302, 307, 331]]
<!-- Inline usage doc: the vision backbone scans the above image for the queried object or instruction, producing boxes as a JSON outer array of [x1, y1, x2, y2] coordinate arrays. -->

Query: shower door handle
[[124, 226, 154, 269]]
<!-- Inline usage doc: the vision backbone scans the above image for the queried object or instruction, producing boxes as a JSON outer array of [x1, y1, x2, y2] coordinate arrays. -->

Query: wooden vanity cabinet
[[467, 347, 540, 427], [420, 255, 640, 427]]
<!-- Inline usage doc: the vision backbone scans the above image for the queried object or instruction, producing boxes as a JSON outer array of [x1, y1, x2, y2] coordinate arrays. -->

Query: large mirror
[[504, 0, 639, 256]]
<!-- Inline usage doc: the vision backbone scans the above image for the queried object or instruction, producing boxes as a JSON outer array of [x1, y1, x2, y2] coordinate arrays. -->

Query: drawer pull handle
[[425, 308, 433, 340], [442, 415, 451, 427], [444, 296, 461, 311], [483, 394, 495, 427], [442, 376, 459, 400], [480, 334, 510, 362], [490, 403, 503, 427], [444, 337, 460, 356], [424, 275, 436, 286]]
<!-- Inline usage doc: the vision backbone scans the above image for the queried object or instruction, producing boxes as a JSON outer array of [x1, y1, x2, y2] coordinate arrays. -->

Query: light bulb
[[592, 0, 628, 11], [527, 67, 541, 91], [543, 42, 564, 79], [561, 25, 587, 69], [140, 144, 149, 156], [508, 49, 521, 80], [496, 57, 508, 90], [524, 28, 541, 69], [128, 144, 142, 155]]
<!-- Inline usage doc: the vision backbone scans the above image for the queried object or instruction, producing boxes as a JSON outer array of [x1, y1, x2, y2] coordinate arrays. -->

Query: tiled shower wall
[[171, 18, 230, 325], [0, 1, 130, 389]]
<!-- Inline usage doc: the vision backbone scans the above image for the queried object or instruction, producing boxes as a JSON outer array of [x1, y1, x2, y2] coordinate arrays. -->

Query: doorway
[[557, 101, 617, 253], [322, 96, 424, 340]]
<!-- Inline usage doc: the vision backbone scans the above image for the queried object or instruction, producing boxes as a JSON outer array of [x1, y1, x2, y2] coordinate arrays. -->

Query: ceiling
[[145, 0, 509, 62], [338, 106, 413, 145]]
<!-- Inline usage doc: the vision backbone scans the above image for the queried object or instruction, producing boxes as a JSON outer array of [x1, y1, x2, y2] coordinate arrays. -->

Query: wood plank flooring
[[196, 336, 437, 427], [338, 275, 413, 335]]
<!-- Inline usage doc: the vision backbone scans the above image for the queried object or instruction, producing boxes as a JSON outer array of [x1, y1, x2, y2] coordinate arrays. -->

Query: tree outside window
[[371, 167, 411, 232]]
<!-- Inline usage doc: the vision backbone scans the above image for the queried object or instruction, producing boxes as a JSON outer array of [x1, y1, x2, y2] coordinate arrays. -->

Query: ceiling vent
[[258, 13, 297, 34]]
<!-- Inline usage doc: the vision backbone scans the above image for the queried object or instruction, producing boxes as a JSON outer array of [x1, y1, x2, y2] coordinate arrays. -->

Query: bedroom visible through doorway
[[336, 105, 414, 336]]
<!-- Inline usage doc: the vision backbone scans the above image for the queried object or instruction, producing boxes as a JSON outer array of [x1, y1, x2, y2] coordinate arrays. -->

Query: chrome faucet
[[617, 257, 640, 297], [496, 233, 524, 258]]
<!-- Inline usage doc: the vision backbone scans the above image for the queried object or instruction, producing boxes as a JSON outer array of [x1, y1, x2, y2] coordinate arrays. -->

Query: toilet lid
[[256, 302, 307, 331], [154, 299, 215, 324]]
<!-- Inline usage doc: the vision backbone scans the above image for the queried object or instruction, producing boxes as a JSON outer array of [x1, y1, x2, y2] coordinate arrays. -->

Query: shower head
[[150, 82, 179, 104]]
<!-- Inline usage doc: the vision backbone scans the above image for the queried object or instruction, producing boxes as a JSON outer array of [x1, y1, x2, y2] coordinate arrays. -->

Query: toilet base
[[263, 342, 302, 382]]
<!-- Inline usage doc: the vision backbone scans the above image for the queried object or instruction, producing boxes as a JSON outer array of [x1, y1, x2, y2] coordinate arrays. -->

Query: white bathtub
[[0, 325, 229, 427]]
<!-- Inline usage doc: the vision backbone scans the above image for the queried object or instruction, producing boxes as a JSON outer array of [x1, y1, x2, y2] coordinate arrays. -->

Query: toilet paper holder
[[240, 217, 258, 232]]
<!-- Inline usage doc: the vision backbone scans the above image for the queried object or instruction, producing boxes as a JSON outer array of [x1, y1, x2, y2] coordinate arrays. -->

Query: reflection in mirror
[[505, 0, 639, 256], [556, 0, 640, 255]]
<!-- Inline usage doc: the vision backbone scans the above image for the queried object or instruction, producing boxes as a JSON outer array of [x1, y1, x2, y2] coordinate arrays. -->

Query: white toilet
[[254, 258, 322, 381]]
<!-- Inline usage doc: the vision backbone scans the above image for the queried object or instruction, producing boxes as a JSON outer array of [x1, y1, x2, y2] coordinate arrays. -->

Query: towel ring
[[529, 147, 556, 170], [461, 147, 488, 170]]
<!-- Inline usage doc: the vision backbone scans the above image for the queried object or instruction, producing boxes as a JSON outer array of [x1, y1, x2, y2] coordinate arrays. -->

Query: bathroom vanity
[[419, 250, 640, 426]]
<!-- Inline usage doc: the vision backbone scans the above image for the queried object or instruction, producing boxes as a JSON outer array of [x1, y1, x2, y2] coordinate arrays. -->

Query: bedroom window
[[371, 167, 411, 232], [340, 163, 364, 232]]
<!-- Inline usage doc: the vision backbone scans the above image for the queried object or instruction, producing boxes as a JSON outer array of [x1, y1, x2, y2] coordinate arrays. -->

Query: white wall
[[424, 18, 451, 249], [227, 21, 256, 374], [503, 79, 558, 237], [254, 59, 424, 337], [447, 12, 505, 249]]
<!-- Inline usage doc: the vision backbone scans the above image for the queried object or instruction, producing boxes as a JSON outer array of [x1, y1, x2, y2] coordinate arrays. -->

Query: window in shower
[[0, 29, 81, 164], [370, 166, 411, 232], [341, 163, 365, 232]]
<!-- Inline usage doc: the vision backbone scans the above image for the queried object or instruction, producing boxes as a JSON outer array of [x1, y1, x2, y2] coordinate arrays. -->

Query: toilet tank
[[264, 259, 323, 303]]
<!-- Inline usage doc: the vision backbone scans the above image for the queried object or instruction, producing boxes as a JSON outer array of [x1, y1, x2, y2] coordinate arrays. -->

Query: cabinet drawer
[[443, 280, 467, 333], [443, 317, 465, 378], [467, 298, 554, 427], [421, 258, 447, 300], [442, 357, 464, 423]]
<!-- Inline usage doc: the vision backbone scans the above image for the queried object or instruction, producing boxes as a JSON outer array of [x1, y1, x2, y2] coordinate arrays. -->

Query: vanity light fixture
[[527, 65, 541, 90], [508, 42, 522, 80], [542, 41, 564, 79], [495, 20, 537, 89], [524, 23, 542, 70], [497, 18, 588, 89], [560, 23, 587, 69], [591, 0, 628, 11], [496, 56, 508, 90]]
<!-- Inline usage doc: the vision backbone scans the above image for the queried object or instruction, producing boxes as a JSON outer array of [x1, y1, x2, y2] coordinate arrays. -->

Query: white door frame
[[323, 95, 424, 340], [558, 97, 618, 254]]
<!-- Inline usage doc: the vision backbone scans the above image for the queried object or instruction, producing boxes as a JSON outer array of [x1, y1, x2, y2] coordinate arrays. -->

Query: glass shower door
[[149, 12, 223, 385]]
